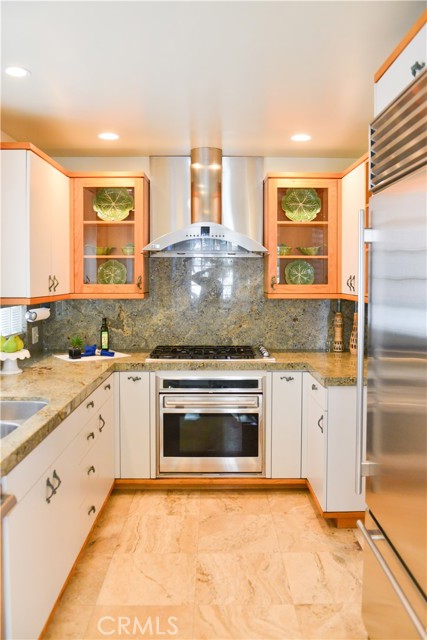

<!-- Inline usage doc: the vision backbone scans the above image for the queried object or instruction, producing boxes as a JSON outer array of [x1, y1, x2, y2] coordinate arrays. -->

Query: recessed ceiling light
[[5, 66, 30, 78], [98, 132, 119, 141], [291, 133, 311, 142]]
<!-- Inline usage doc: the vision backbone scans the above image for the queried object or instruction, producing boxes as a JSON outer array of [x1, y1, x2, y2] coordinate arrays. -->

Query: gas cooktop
[[147, 345, 274, 361]]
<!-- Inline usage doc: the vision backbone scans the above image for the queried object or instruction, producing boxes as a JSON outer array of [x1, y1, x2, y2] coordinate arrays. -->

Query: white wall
[[53, 155, 357, 177], [53, 156, 151, 175], [263, 157, 356, 173]]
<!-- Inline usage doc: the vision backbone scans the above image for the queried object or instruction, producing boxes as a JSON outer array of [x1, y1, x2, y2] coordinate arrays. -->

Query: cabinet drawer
[[71, 375, 114, 426]]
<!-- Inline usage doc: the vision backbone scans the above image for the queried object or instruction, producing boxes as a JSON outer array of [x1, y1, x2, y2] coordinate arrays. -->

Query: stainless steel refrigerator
[[356, 68, 427, 639]]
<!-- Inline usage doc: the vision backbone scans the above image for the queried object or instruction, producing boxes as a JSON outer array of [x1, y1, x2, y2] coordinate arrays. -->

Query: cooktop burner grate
[[148, 345, 259, 360]]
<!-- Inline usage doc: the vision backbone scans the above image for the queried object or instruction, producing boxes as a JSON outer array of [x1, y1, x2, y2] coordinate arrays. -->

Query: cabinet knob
[[317, 415, 324, 433], [88, 505, 96, 516], [46, 477, 57, 503], [98, 414, 106, 432], [411, 61, 425, 77], [311, 384, 318, 391], [87, 431, 95, 441], [86, 400, 94, 409], [52, 469, 62, 490], [280, 376, 294, 382], [87, 465, 96, 475], [128, 375, 141, 382]]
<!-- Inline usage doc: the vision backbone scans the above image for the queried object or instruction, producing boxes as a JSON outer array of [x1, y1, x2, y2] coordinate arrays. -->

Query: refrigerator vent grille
[[370, 69, 427, 192]]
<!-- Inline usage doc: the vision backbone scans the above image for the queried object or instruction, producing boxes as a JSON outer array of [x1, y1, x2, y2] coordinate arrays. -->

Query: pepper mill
[[333, 300, 344, 352], [350, 302, 358, 354]]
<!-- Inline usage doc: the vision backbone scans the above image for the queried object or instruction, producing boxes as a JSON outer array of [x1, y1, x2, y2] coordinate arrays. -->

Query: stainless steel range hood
[[143, 148, 268, 257]]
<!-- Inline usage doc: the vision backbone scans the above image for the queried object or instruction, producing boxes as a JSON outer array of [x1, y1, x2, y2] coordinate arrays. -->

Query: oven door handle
[[162, 396, 259, 409]]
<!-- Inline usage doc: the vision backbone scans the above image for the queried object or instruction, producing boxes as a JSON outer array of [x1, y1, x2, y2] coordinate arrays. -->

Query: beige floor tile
[[195, 552, 292, 605], [199, 490, 271, 516], [58, 550, 114, 607], [295, 603, 368, 639], [198, 514, 279, 553], [129, 490, 201, 517], [96, 553, 197, 605], [273, 511, 361, 553], [268, 489, 316, 516], [116, 513, 199, 554], [194, 604, 301, 639], [42, 603, 94, 640], [283, 550, 363, 606], [84, 605, 195, 639]]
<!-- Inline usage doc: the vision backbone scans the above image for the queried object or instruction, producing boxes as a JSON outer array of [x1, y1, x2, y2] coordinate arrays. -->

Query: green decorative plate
[[281, 188, 321, 221], [284, 260, 315, 285], [93, 188, 134, 221], [97, 260, 127, 284]]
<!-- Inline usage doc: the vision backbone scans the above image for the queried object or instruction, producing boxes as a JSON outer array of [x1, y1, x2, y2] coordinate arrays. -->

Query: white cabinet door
[[271, 372, 302, 478], [341, 160, 367, 296], [0, 149, 70, 298], [306, 378, 327, 511], [3, 429, 81, 640], [327, 386, 366, 512], [374, 24, 426, 115], [119, 372, 150, 478]]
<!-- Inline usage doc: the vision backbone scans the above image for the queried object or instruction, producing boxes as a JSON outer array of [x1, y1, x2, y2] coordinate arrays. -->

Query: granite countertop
[[0, 350, 364, 477]]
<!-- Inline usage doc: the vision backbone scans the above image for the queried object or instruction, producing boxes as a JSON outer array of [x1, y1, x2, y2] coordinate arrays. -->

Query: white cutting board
[[54, 351, 130, 362]]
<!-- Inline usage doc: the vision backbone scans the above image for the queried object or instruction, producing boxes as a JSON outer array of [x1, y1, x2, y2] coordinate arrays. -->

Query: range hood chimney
[[144, 147, 268, 257]]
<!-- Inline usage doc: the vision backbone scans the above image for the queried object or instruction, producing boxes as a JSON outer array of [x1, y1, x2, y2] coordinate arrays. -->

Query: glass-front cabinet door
[[72, 175, 149, 297], [263, 176, 338, 297]]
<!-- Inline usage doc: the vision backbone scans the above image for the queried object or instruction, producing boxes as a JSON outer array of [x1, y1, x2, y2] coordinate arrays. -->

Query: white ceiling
[[1, 1, 424, 158]]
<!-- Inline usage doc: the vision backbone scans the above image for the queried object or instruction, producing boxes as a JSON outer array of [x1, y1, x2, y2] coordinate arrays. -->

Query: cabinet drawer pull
[[86, 400, 94, 409], [52, 469, 62, 490], [87, 465, 96, 475], [128, 376, 141, 382], [46, 477, 57, 504], [98, 414, 106, 432], [87, 431, 95, 441], [137, 275, 142, 290], [411, 60, 425, 77], [311, 384, 318, 391], [52, 275, 59, 292], [88, 505, 96, 516], [104, 383, 111, 391], [48, 275, 54, 292], [280, 376, 294, 382], [317, 415, 324, 433]]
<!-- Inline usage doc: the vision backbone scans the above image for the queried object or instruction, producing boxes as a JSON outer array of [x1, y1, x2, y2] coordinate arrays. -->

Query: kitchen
[[1, 2, 426, 639]]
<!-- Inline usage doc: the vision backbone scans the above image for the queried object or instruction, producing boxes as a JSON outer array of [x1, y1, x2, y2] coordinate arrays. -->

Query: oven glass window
[[163, 413, 259, 457]]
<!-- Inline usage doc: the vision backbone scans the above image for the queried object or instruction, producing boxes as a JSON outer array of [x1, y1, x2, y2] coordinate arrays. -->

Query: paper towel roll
[[25, 307, 51, 322]]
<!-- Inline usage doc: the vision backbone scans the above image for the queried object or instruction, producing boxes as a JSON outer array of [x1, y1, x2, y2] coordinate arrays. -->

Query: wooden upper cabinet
[[263, 175, 339, 298], [72, 175, 149, 298]]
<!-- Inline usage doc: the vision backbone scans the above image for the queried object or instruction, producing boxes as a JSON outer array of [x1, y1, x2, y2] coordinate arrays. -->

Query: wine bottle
[[100, 317, 109, 350]]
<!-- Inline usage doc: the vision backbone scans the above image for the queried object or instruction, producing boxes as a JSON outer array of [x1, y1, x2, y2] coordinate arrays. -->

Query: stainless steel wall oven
[[155, 372, 266, 475]]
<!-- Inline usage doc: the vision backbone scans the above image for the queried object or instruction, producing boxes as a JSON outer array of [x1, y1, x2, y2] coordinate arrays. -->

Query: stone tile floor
[[43, 489, 368, 640]]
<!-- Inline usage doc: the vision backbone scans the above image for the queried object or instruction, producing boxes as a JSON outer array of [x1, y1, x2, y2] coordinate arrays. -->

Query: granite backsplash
[[43, 258, 358, 352]]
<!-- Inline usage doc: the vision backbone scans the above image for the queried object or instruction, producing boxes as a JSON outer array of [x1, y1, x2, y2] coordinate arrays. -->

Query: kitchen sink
[[0, 400, 48, 438], [0, 421, 19, 439]]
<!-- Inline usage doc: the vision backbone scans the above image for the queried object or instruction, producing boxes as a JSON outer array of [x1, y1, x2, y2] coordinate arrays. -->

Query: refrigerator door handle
[[355, 208, 368, 495], [357, 520, 427, 640]]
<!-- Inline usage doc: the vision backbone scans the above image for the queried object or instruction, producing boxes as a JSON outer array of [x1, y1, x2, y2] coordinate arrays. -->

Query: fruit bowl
[[297, 246, 321, 255], [278, 245, 292, 256], [121, 244, 135, 255]]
